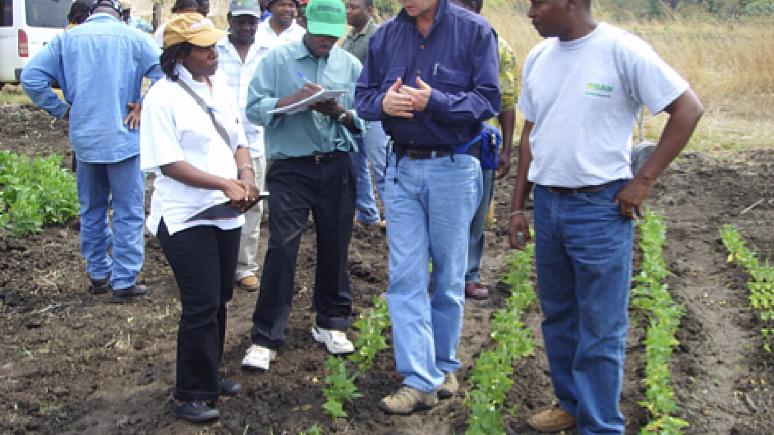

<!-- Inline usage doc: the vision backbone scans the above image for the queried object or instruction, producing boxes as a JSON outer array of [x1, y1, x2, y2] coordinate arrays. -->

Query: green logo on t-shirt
[[585, 82, 614, 98]]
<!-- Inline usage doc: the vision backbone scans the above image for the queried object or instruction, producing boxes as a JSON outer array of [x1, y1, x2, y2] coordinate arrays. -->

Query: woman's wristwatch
[[238, 163, 255, 177]]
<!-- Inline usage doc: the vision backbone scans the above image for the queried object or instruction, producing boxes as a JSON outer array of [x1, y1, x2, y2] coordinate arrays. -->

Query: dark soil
[[1, 105, 772, 434]]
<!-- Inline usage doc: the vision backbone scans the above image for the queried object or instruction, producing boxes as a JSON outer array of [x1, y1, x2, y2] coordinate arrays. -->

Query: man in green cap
[[241, 0, 365, 372]]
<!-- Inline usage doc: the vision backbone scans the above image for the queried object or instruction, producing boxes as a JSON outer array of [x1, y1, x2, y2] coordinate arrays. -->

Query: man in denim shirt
[[355, 0, 500, 414], [21, 0, 162, 303]]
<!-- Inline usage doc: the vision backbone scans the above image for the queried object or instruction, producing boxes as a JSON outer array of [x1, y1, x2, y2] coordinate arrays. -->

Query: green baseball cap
[[305, 0, 346, 38]]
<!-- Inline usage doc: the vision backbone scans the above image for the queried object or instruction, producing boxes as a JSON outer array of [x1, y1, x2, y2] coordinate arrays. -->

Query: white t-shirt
[[255, 19, 305, 56], [140, 65, 248, 236], [518, 22, 689, 187]]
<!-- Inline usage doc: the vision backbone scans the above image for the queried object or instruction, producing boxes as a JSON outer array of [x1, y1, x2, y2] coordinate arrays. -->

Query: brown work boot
[[437, 372, 459, 399], [379, 386, 438, 415], [238, 275, 260, 292], [527, 405, 576, 432], [465, 282, 489, 300]]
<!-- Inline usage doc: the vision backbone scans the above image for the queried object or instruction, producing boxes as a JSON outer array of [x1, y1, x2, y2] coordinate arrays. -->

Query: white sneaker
[[241, 344, 277, 371], [311, 325, 355, 355]]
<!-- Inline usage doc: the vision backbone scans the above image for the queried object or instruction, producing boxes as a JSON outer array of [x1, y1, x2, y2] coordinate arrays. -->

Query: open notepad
[[268, 89, 346, 116], [183, 192, 270, 223]]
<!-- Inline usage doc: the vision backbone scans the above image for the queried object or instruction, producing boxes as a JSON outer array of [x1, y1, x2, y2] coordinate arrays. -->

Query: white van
[[0, 0, 70, 86]]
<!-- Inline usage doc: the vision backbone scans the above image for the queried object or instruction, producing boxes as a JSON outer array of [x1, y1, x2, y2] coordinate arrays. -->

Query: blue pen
[[296, 71, 312, 84]]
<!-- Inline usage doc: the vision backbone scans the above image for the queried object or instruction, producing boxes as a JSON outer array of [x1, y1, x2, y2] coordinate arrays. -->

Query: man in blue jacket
[[21, 0, 162, 303], [355, 0, 500, 414]]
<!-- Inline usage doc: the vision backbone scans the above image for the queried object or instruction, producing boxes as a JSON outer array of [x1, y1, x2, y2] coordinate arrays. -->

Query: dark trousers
[[251, 153, 356, 349], [157, 220, 241, 401]]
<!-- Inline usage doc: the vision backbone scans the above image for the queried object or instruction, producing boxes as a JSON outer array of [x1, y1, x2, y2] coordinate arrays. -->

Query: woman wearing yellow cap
[[139, 13, 260, 423]]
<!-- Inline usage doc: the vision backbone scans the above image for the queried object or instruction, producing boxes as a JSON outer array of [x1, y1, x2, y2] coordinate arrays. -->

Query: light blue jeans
[[533, 180, 633, 434], [76, 155, 145, 290], [384, 153, 482, 393], [465, 168, 495, 284], [350, 121, 389, 224]]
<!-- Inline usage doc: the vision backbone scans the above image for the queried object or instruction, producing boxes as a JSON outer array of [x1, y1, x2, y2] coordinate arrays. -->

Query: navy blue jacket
[[355, 0, 501, 147]]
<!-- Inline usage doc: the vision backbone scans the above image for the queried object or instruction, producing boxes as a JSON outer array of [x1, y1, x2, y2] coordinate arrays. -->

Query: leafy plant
[[465, 244, 536, 435], [321, 356, 361, 419], [349, 296, 391, 373], [633, 211, 689, 434], [0, 151, 78, 236]]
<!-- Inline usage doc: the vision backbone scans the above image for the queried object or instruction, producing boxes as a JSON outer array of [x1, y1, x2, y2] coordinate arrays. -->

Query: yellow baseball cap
[[163, 13, 226, 49]]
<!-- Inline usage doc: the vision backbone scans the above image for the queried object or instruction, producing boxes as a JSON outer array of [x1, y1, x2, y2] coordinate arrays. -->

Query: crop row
[[464, 244, 536, 435], [322, 295, 391, 419], [720, 225, 774, 353], [631, 211, 689, 434]]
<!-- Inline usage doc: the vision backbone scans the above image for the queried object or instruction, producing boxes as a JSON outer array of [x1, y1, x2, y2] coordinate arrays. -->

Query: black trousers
[[157, 220, 240, 401], [251, 153, 356, 349]]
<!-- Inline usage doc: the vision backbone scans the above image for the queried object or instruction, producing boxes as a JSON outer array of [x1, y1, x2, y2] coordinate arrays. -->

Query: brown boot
[[527, 405, 576, 432], [464, 282, 489, 300], [379, 386, 438, 415], [437, 372, 459, 399], [238, 275, 260, 292]]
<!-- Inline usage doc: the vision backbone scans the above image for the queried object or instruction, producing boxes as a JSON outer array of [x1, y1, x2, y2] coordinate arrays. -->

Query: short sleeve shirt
[[518, 22, 688, 187], [140, 66, 248, 236]]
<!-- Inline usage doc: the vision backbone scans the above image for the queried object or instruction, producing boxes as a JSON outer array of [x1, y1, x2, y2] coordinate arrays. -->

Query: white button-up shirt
[[140, 65, 248, 236], [217, 37, 267, 157]]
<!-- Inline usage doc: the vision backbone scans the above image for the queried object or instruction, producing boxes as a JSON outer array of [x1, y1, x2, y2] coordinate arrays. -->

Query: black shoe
[[110, 284, 150, 304], [172, 400, 220, 423], [219, 378, 240, 396], [88, 278, 109, 295]]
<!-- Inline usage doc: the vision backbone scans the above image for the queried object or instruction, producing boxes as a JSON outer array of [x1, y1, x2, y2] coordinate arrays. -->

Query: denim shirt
[[355, 0, 500, 147], [21, 14, 162, 163], [245, 39, 365, 160]]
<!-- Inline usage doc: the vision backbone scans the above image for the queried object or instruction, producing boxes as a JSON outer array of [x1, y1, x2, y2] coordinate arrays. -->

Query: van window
[[0, 0, 12, 27], [25, 0, 70, 28]]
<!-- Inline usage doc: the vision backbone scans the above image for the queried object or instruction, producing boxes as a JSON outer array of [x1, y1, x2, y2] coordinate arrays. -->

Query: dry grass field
[[487, 4, 774, 152], [2, 5, 772, 152]]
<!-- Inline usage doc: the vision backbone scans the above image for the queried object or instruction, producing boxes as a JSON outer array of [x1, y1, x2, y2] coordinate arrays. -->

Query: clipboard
[[268, 89, 346, 116], [183, 192, 269, 223]]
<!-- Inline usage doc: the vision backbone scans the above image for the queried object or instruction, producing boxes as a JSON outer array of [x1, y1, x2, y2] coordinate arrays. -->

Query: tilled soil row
[[1, 106, 772, 434]]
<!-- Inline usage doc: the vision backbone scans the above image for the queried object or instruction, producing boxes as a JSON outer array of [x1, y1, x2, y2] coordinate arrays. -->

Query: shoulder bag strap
[[176, 80, 232, 149]]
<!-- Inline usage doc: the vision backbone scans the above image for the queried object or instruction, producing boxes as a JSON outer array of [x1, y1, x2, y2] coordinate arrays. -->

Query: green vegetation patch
[[0, 151, 79, 236]]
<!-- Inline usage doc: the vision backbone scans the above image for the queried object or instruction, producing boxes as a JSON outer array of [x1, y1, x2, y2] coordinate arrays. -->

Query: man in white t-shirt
[[508, 0, 703, 433]]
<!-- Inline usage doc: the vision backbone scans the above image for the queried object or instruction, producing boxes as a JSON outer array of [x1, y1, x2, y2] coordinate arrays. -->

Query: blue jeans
[[350, 145, 380, 224], [350, 121, 389, 224], [533, 180, 633, 434], [384, 153, 482, 392], [465, 168, 495, 284], [363, 121, 388, 200], [76, 155, 145, 290]]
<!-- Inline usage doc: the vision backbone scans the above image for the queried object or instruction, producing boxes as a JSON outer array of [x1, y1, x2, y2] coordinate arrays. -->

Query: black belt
[[393, 143, 479, 160], [545, 181, 614, 195], [289, 151, 347, 164]]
